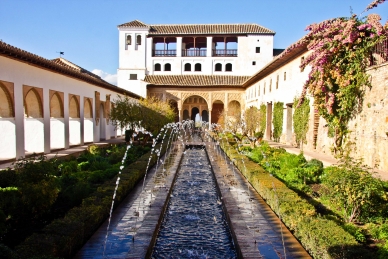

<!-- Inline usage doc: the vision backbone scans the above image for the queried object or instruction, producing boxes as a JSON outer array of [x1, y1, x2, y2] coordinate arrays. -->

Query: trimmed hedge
[[218, 138, 369, 259], [13, 139, 170, 259]]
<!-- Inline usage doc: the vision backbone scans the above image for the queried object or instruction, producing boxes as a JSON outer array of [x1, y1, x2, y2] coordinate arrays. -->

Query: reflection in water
[[152, 147, 237, 258]]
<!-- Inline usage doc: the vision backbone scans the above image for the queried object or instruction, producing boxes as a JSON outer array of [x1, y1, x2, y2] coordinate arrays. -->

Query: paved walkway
[[267, 141, 388, 181]]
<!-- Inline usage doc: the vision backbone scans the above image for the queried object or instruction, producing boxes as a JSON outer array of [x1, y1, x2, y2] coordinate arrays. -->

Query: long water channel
[[152, 146, 237, 258]]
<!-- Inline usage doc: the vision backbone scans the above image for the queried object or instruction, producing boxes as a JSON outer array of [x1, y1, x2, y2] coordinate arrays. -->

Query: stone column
[[14, 82, 25, 158], [176, 37, 182, 57], [208, 109, 212, 129], [206, 36, 213, 57], [178, 109, 183, 122], [43, 88, 50, 153]]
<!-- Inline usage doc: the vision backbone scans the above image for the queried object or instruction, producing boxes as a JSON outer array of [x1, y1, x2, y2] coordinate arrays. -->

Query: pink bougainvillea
[[295, 1, 387, 154]]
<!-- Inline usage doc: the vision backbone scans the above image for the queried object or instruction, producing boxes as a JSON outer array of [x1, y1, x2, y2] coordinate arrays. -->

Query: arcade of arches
[[148, 89, 244, 127]]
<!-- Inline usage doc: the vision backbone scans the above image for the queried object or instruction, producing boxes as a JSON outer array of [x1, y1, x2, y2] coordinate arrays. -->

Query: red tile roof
[[118, 20, 275, 35]]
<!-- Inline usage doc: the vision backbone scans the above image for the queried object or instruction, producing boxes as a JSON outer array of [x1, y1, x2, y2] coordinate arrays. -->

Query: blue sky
[[1, 0, 387, 84]]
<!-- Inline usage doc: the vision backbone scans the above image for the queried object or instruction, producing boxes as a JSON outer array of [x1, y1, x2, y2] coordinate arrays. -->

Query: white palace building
[[0, 20, 387, 172]]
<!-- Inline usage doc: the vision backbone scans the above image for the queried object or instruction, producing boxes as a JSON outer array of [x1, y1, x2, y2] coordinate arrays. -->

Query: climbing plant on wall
[[259, 104, 266, 134], [272, 102, 284, 142], [293, 97, 310, 149], [295, 0, 388, 155]]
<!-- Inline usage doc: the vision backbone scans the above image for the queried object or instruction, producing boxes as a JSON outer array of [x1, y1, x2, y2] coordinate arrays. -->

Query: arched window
[[184, 63, 191, 71], [300, 57, 305, 72], [50, 93, 63, 118], [276, 75, 279, 89], [69, 96, 80, 118], [0, 84, 13, 118], [284, 71, 287, 81], [136, 35, 141, 45], [84, 99, 93, 118], [225, 63, 232, 72], [269, 79, 272, 92], [263, 82, 266, 95], [126, 35, 132, 45], [215, 63, 222, 71], [154, 63, 161, 71], [25, 89, 43, 118], [194, 63, 201, 72], [164, 63, 171, 71]]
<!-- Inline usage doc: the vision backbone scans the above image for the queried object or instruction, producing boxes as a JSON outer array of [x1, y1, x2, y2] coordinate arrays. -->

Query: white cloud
[[92, 69, 117, 86]]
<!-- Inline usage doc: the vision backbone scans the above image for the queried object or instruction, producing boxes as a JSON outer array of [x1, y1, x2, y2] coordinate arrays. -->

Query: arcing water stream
[[75, 121, 311, 259]]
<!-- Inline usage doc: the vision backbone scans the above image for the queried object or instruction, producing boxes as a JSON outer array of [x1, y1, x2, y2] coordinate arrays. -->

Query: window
[[269, 79, 272, 92], [256, 47, 260, 53], [129, 74, 137, 80], [215, 63, 222, 71], [126, 35, 132, 45], [154, 63, 161, 71], [284, 71, 287, 81], [184, 63, 191, 71], [263, 82, 266, 94], [258, 85, 260, 96], [252, 61, 256, 65], [164, 63, 171, 71], [225, 63, 232, 72], [276, 75, 279, 89], [300, 57, 305, 72], [194, 63, 201, 72], [136, 35, 141, 45]]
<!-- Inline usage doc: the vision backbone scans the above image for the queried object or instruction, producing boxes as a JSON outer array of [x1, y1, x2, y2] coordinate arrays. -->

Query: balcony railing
[[369, 39, 388, 66], [152, 50, 176, 57], [181, 49, 207, 57], [212, 49, 237, 57]]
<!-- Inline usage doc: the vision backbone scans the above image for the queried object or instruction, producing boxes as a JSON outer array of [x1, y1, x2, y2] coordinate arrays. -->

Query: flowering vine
[[297, 0, 387, 155]]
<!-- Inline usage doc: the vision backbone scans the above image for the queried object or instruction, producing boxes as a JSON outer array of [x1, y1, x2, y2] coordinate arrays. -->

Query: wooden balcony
[[182, 49, 207, 57], [152, 50, 176, 57], [212, 49, 237, 57], [369, 39, 388, 66]]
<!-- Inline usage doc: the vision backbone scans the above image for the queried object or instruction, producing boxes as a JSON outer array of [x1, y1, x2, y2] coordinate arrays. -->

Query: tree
[[244, 106, 260, 136], [296, 1, 387, 155], [293, 97, 310, 150]]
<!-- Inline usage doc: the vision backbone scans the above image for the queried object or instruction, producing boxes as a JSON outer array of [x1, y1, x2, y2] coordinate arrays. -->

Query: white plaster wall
[[69, 119, 81, 145], [24, 118, 44, 153], [50, 118, 65, 149], [0, 55, 135, 159], [0, 118, 16, 159], [245, 52, 311, 142], [84, 118, 94, 143], [118, 28, 148, 69]]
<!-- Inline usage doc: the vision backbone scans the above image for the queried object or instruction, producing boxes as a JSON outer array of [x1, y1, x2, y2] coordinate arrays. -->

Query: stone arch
[[50, 92, 63, 118], [202, 110, 208, 122], [191, 107, 200, 121], [0, 82, 14, 118], [168, 99, 179, 122], [84, 98, 93, 118], [183, 109, 189, 120], [211, 100, 224, 124], [182, 93, 209, 106], [228, 100, 241, 116], [24, 88, 43, 118], [69, 96, 80, 118]]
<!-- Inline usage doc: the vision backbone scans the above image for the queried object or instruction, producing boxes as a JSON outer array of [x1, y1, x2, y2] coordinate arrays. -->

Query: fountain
[[75, 120, 311, 259]]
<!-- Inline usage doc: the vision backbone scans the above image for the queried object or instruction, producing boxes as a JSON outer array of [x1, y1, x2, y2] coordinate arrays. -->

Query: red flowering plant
[[297, 0, 387, 155]]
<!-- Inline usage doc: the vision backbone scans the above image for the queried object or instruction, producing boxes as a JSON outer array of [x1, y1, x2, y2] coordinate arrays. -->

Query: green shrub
[[343, 223, 367, 243], [77, 161, 90, 171], [219, 140, 368, 258]]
